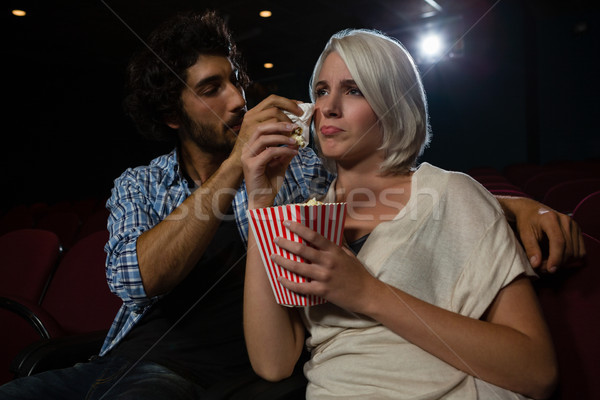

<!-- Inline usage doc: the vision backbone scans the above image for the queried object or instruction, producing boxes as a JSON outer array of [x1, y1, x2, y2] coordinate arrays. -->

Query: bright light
[[259, 10, 272, 18], [263, 63, 274, 69], [12, 9, 27, 17], [419, 33, 443, 58]]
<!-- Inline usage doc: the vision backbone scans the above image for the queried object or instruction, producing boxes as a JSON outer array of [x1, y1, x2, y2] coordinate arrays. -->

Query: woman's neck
[[335, 166, 413, 243], [334, 166, 412, 203]]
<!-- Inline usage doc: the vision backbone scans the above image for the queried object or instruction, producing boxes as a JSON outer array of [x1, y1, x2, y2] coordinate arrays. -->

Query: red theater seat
[[535, 234, 600, 399], [543, 178, 600, 215], [572, 191, 600, 240], [0, 229, 61, 303]]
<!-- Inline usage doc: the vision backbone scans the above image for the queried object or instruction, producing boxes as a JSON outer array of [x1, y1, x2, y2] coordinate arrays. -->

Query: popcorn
[[284, 103, 314, 148], [292, 132, 306, 148], [247, 201, 347, 307], [303, 197, 323, 206]]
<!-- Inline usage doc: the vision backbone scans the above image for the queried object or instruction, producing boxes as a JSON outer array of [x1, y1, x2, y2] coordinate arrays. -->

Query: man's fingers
[[249, 126, 297, 147], [261, 94, 303, 116], [519, 226, 543, 269], [540, 212, 568, 272], [567, 217, 585, 259], [244, 122, 297, 152], [253, 95, 303, 118]]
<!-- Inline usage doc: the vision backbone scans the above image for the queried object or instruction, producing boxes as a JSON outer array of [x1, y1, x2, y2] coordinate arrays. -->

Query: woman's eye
[[315, 88, 328, 97], [348, 87, 363, 96]]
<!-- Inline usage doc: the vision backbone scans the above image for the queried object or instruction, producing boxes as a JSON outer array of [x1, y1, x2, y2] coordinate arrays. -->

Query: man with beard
[[0, 10, 327, 400], [0, 9, 584, 400]]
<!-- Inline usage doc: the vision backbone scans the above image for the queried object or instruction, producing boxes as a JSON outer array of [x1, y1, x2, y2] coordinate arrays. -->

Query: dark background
[[3, 0, 599, 210]]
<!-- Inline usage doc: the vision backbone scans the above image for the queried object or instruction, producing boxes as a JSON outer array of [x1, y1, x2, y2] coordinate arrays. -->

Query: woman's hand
[[271, 221, 379, 313]]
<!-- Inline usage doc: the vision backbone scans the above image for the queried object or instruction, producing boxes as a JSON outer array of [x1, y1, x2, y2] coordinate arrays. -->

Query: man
[[0, 10, 583, 400]]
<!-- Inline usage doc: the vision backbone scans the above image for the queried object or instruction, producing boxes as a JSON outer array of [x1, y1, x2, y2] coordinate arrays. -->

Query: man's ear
[[165, 114, 180, 130]]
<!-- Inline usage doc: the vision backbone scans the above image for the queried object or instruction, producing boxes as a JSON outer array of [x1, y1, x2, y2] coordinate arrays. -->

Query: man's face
[[175, 54, 247, 154]]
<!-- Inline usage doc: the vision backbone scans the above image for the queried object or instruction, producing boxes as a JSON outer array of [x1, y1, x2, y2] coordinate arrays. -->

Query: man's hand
[[241, 123, 299, 209], [497, 196, 586, 273], [238, 95, 303, 209], [231, 95, 302, 167]]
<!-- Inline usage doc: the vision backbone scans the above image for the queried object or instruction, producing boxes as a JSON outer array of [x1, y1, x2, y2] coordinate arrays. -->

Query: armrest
[[0, 296, 62, 339], [10, 330, 107, 378]]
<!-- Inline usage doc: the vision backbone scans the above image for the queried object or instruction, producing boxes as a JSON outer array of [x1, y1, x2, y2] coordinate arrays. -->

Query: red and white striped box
[[247, 202, 347, 307]]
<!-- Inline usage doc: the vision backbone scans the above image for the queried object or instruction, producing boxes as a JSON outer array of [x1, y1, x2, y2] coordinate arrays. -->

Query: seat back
[[535, 234, 600, 399], [503, 163, 545, 189], [71, 198, 99, 222], [41, 230, 121, 335], [36, 211, 81, 250], [523, 170, 582, 200], [0, 229, 61, 303], [74, 208, 109, 243], [0, 205, 35, 237], [543, 179, 600, 215], [572, 191, 600, 240]]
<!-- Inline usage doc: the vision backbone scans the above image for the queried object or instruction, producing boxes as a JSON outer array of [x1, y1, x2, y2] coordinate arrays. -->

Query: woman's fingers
[[282, 221, 332, 249], [273, 234, 318, 258], [270, 253, 324, 297]]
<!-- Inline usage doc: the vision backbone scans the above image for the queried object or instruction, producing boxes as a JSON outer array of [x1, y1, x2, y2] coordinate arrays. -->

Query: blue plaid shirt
[[100, 147, 333, 356]]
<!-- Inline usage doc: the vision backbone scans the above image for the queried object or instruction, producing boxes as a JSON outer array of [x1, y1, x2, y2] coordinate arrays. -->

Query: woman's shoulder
[[416, 162, 496, 194], [414, 162, 504, 217]]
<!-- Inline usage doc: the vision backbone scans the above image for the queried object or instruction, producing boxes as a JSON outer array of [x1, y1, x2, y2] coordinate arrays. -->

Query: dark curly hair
[[123, 10, 249, 141]]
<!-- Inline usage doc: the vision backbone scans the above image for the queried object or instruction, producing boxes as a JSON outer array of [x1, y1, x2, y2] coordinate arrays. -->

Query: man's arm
[[136, 156, 243, 298], [496, 196, 586, 273], [104, 154, 244, 307], [137, 95, 303, 298]]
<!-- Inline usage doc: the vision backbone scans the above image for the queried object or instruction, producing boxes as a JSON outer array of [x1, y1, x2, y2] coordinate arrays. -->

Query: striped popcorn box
[[247, 202, 347, 307]]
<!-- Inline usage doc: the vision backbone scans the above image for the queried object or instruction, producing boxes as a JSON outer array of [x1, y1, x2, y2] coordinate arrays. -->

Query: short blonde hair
[[309, 29, 431, 174]]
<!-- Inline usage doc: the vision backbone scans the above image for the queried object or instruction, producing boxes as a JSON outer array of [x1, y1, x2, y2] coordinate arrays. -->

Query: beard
[[179, 112, 243, 154]]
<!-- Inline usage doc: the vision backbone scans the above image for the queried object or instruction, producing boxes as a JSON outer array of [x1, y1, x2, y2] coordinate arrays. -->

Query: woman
[[241, 29, 557, 399]]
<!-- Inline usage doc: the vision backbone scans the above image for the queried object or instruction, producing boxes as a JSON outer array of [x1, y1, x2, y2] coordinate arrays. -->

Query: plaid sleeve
[[104, 169, 160, 311], [233, 147, 334, 246]]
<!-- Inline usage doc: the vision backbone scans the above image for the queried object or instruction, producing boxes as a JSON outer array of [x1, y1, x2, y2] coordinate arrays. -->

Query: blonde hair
[[309, 29, 431, 174]]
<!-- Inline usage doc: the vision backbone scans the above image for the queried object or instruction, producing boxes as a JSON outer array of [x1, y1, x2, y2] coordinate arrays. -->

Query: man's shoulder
[[116, 150, 177, 183], [295, 146, 322, 166], [293, 147, 334, 178]]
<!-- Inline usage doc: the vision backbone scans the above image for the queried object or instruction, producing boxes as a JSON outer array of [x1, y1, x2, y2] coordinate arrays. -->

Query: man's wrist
[[495, 195, 519, 223]]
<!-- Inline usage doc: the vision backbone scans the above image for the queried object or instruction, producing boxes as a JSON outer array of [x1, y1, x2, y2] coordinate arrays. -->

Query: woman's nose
[[320, 94, 341, 118]]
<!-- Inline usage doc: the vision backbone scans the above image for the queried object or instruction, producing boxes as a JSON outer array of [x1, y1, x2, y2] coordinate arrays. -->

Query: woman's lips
[[320, 125, 343, 135]]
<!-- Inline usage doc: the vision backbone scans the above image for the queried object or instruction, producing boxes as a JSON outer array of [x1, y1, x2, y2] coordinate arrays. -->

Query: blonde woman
[[242, 29, 558, 399]]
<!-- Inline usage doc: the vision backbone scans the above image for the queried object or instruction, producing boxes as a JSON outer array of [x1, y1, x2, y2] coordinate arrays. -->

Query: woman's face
[[313, 52, 383, 168]]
